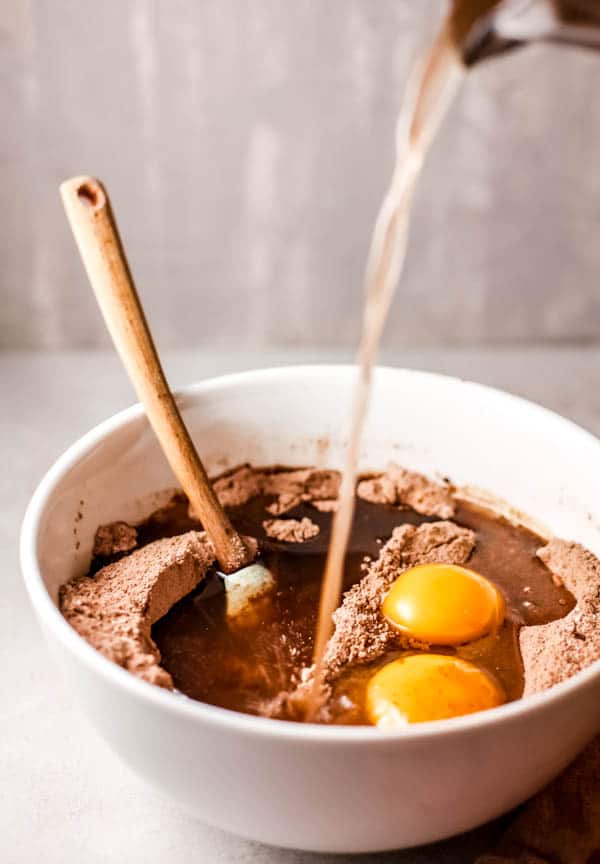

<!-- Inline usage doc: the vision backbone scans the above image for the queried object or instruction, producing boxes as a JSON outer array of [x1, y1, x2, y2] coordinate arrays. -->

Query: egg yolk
[[366, 654, 504, 726], [382, 563, 505, 646]]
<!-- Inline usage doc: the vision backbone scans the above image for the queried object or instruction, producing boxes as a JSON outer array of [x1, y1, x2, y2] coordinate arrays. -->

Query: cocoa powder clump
[[60, 531, 216, 688], [357, 464, 455, 518], [213, 465, 263, 508], [263, 517, 320, 543], [263, 468, 340, 515], [520, 538, 600, 695], [212, 464, 340, 515], [93, 521, 138, 557]]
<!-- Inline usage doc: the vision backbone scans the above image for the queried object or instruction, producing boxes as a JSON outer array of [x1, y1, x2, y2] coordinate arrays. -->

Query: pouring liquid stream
[[308, 20, 466, 717], [307, 0, 600, 716]]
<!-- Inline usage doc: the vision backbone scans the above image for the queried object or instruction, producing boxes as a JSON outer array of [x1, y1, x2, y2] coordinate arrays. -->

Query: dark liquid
[[136, 493, 575, 724]]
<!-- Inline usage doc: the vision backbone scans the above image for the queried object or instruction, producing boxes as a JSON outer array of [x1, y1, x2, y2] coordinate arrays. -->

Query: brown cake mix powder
[[357, 465, 456, 518], [263, 517, 320, 542], [521, 539, 600, 696], [61, 531, 216, 687], [59, 463, 600, 726], [212, 465, 340, 514], [92, 521, 137, 557]]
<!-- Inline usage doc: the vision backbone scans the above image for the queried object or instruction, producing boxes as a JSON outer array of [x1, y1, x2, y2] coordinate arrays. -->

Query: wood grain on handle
[[60, 176, 251, 573]]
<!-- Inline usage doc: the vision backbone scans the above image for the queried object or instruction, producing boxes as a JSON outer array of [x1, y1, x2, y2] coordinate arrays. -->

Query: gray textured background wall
[[3, 0, 600, 350]]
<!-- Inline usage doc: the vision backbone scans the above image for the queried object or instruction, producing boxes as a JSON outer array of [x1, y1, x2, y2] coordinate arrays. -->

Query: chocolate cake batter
[[60, 464, 599, 725]]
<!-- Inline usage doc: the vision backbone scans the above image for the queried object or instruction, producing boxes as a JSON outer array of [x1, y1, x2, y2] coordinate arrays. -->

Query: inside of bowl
[[34, 367, 600, 604]]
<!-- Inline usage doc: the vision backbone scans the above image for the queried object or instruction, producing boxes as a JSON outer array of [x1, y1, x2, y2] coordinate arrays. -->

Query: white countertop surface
[[4, 347, 600, 864]]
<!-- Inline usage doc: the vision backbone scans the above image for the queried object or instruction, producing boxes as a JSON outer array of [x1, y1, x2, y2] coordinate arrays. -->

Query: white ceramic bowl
[[21, 366, 600, 853]]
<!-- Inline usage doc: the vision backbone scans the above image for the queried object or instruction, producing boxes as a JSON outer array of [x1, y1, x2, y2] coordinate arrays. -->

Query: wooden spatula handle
[[60, 176, 251, 573]]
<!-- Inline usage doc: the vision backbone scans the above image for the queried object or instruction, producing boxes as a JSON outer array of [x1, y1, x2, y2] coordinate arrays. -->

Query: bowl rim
[[20, 363, 600, 744]]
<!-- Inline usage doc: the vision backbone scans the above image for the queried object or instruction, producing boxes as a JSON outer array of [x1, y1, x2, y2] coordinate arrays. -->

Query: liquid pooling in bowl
[[138, 494, 574, 725]]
